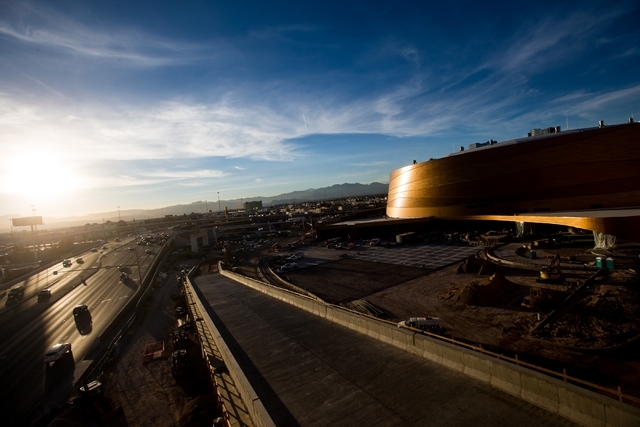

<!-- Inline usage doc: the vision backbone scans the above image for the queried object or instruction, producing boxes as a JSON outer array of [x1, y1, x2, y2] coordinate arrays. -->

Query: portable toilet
[[595, 257, 603, 268], [605, 257, 615, 270]]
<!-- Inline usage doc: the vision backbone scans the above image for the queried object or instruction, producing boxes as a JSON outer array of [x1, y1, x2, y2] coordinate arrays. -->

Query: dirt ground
[[100, 270, 218, 427]]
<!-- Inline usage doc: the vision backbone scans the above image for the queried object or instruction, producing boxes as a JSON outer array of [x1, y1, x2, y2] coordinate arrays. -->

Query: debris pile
[[448, 273, 517, 306], [454, 255, 497, 276]]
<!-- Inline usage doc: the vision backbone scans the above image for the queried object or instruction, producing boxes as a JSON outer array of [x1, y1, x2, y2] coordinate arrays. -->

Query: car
[[73, 304, 89, 316], [62, 259, 72, 267], [128, 247, 135, 251], [7, 285, 25, 298], [76, 257, 84, 264], [120, 272, 128, 281], [102, 245, 108, 249], [44, 343, 71, 363], [145, 249, 152, 254], [91, 248, 98, 252], [37, 289, 52, 301], [280, 262, 298, 271], [118, 264, 125, 271]]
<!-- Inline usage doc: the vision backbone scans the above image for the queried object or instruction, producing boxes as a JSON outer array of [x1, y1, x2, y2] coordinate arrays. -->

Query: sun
[[1, 149, 80, 200]]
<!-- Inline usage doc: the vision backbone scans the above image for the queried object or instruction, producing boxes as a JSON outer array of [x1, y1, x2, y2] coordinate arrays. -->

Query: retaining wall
[[219, 267, 640, 427]]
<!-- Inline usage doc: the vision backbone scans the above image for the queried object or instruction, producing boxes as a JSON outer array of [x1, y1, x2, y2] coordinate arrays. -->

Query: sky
[[1, 0, 639, 219]]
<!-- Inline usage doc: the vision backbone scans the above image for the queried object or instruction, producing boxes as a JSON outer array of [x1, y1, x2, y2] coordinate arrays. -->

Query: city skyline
[[1, 1, 639, 218]]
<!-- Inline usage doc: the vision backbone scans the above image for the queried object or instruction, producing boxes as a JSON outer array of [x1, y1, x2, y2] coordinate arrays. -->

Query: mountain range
[[1, 182, 389, 231]]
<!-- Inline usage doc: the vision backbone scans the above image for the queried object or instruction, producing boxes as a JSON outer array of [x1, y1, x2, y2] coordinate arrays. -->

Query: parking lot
[[284, 242, 481, 271]]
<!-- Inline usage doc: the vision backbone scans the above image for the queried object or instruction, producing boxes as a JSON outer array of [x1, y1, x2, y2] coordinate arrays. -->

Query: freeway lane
[[193, 274, 578, 427], [0, 241, 158, 426]]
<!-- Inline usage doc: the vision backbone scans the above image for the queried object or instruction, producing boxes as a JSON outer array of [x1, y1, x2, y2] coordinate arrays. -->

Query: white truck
[[398, 317, 442, 331]]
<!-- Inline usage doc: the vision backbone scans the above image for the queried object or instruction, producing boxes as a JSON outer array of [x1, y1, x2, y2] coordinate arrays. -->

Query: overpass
[[183, 268, 640, 427]]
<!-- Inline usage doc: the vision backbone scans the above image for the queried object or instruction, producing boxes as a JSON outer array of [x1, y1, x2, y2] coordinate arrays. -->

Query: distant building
[[244, 201, 263, 211]]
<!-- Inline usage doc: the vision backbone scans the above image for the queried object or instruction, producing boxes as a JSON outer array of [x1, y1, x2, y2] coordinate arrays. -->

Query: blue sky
[[1, 0, 639, 219]]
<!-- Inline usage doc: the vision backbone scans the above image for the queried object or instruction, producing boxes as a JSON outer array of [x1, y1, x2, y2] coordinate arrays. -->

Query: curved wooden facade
[[386, 122, 640, 238]]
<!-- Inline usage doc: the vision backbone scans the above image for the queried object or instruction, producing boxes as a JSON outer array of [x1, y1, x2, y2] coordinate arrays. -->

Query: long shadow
[[192, 285, 301, 427], [44, 351, 76, 395]]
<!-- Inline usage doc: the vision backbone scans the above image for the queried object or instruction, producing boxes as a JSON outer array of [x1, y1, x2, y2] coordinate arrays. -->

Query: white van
[[398, 317, 441, 331]]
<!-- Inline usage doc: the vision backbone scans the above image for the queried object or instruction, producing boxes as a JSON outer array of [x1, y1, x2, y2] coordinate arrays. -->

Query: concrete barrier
[[218, 267, 640, 427], [185, 275, 276, 427]]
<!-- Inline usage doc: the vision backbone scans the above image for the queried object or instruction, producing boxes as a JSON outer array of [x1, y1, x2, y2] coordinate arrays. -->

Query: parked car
[[280, 262, 298, 271], [120, 272, 128, 281], [118, 264, 125, 272], [76, 257, 84, 264], [91, 248, 98, 252], [397, 317, 442, 331], [44, 343, 71, 363]]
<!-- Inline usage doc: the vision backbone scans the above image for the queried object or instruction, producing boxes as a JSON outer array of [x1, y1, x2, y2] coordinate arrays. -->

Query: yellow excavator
[[539, 252, 561, 281]]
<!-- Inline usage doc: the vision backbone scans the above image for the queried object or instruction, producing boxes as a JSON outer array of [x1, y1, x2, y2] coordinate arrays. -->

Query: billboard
[[12, 216, 43, 227]]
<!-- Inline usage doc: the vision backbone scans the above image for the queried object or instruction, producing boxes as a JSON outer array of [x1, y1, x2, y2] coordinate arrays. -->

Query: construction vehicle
[[521, 288, 546, 308], [539, 252, 562, 281]]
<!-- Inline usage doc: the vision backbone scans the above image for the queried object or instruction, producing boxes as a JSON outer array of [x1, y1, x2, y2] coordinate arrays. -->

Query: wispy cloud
[[0, 3, 206, 66]]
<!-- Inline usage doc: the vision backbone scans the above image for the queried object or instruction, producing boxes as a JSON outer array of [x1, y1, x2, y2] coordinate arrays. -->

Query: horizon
[[1, 1, 639, 218]]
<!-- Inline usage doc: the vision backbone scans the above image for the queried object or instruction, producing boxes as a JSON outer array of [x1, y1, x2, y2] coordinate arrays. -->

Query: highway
[[193, 273, 578, 427], [0, 238, 158, 425]]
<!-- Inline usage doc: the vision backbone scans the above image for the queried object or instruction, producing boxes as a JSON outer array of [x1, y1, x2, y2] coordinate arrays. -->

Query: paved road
[[193, 274, 578, 427], [0, 239, 157, 426]]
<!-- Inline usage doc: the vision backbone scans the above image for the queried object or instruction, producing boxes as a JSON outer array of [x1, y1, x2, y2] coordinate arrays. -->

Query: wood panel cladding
[[386, 123, 640, 238]]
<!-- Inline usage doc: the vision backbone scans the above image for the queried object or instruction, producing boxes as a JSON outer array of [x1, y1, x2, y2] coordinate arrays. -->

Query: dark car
[[37, 289, 52, 301], [73, 304, 89, 316], [8, 285, 25, 298], [73, 304, 92, 334]]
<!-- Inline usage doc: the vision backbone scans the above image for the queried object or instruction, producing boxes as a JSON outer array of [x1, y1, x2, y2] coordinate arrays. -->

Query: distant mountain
[[266, 182, 388, 205], [0, 182, 389, 231]]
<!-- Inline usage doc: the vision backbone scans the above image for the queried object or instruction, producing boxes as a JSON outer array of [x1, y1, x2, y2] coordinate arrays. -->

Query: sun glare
[[2, 150, 80, 200]]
